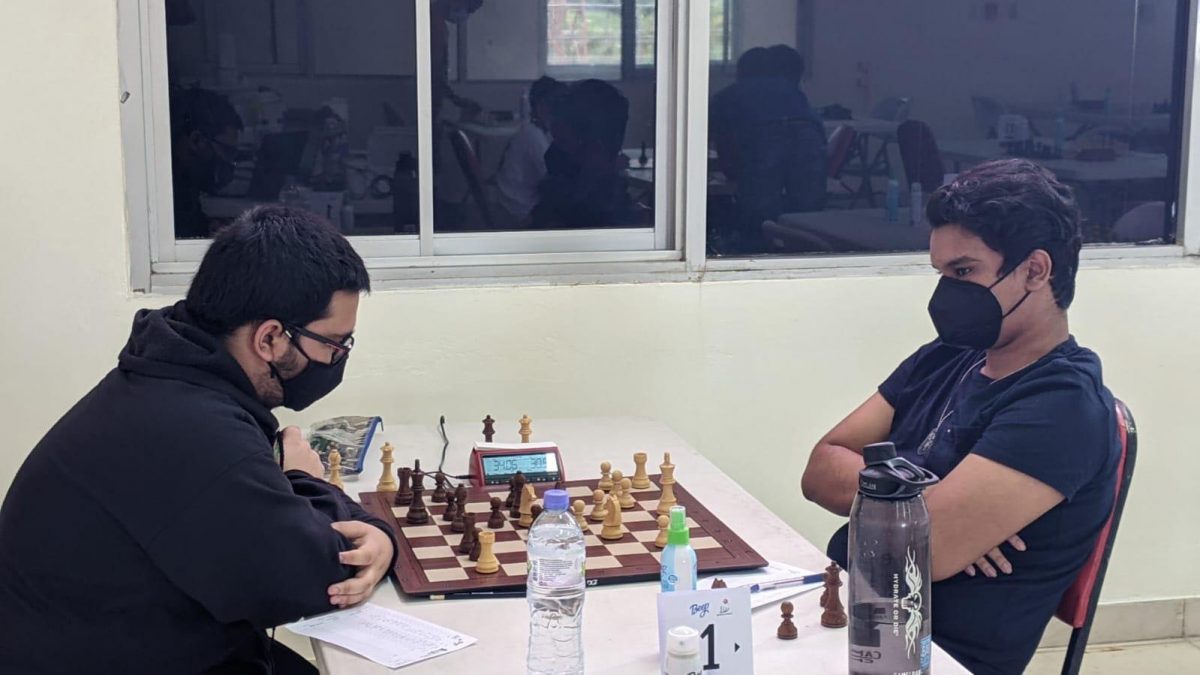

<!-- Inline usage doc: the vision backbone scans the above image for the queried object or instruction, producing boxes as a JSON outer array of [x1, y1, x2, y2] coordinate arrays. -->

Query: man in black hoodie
[[0, 206, 397, 674]]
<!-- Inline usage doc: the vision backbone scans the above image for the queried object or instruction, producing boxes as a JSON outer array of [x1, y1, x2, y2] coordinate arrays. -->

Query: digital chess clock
[[470, 442, 566, 487]]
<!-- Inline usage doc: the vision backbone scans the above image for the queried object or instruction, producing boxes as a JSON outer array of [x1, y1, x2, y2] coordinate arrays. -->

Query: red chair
[[448, 127, 495, 228], [1055, 399, 1138, 675]]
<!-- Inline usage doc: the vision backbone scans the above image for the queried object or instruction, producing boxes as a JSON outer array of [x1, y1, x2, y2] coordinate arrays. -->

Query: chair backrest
[[1112, 201, 1168, 243], [1055, 400, 1138, 629], [896, 120, 945, 194], [826, 125, 858, 178], [871, 96, 911, 123], [448, 127, 494, 227], [971, 95, 1006, 138]]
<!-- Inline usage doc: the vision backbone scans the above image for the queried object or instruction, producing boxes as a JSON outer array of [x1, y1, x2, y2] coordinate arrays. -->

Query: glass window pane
[[707, 1, 1184, 258], [431, 0, 656, 234], [165, 0, 421, 240]]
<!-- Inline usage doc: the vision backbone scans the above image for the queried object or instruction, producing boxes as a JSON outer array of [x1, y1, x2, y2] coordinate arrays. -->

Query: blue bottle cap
[[544, 489, 569, 511]]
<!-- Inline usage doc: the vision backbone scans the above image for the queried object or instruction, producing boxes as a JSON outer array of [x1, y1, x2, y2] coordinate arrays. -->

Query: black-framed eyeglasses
[[283, 323, 354, 365]]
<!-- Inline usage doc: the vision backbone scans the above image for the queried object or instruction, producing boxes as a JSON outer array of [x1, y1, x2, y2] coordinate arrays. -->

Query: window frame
[[121, 0, 1199, 294]]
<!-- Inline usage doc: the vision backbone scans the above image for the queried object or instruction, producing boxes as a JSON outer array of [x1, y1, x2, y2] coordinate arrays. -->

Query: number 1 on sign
[[699, 624, 720, 671]]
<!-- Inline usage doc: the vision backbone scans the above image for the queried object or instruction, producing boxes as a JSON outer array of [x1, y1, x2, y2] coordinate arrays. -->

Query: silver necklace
[[917, 357, 987, 456]]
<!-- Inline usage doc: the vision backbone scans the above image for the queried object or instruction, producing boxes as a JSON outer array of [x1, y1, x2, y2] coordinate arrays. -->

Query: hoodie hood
[[117, 301, 279, 438]]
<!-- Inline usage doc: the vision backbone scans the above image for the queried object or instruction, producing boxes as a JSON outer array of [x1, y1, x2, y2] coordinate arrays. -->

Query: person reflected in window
[[169, 87, 244, 239], [532, 79, 633, 229], [710, 44, 827, 253], [495, 76, 568, 226]]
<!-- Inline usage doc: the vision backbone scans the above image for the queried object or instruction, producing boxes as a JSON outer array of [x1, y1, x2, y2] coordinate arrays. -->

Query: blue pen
[[749, 573, 826, 593]]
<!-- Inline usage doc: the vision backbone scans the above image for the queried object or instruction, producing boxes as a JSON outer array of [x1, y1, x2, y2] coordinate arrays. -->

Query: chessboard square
[[502, 563, 527, 577], [413, 545, 457, 560], [586, 556, 621, 570], [622, 511, 653, 523], [583, 535, 602, 547], [587, 523, 605, 536], [612, 552, 658, 567], [464, 503, 494, 515], [631, 529, 659, 543], [628, 484, 658, 494], [691, 537, 721, 551], [651, 551, 662, 562], [604, 542, 651, 557], [493, 540, 526, 555], [516, 530, 530, 541], [566, 486, 593, 498], [425, 568, 470, 583], [403, 525, 445, 538], [493, 530, 523, 542], [638, 499, 659, 512]]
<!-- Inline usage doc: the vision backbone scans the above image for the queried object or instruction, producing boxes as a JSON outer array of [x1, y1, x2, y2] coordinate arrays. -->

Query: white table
[[938, 139, 1168, 183], [316, 418, 967, 674], [773, 208, 930, 253], [1007, 101, 1171, 133]]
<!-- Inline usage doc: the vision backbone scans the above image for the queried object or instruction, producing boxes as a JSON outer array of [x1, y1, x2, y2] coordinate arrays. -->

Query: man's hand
[[280, 426, 325, 478], [329, 521, 394, 608], [963, 535, 1027, 578]]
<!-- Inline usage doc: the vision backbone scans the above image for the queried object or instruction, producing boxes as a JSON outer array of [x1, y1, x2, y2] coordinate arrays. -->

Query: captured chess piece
[[598, 462, 614, 493], [654, 514, 669, 548], [777, 601, 799, 640], [327, 450, 344, 489], [589, 489, 608, 522], [488, 497, 506, 529], [482, 415, 496, 442], [431, 473, 448, 503], [631, 452, 651, 489], [711, 578, 728, 589], [656, 452, 678, 516], [518, 484, 536, 528], [377, 443, 397, 492], [509, 473, 527, 518], [474, 531, 500, 574], [519, 415, 532, 443], [618, 478, 636, 510], [821, 562, 848, 629], [572, 500, 588, 529], [457, 514, 477, 555], [394, 467, 413, 506], [599, 495, 623, 541], [442, 492, 458, 523]]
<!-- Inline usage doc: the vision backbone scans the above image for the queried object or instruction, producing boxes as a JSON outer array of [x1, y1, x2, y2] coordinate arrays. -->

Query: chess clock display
[[470, 443, 566, 486]]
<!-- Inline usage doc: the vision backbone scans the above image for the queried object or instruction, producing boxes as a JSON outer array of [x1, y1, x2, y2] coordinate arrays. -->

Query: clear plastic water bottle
[[527, 489, 586, 675], [885, 179, 900, 223], [848, 443, 940, 675]]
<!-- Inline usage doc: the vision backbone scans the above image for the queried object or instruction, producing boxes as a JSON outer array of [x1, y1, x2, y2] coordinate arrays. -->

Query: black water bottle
[[848, 442, 940, 675]]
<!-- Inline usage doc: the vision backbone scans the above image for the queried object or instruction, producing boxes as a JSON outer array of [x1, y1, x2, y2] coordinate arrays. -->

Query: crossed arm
[[801, 393, 1064, 581]]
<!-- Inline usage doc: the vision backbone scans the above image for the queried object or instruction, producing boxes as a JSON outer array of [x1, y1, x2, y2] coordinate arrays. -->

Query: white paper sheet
[[699, 561, 823, 609], [285, 603, 476, 669]]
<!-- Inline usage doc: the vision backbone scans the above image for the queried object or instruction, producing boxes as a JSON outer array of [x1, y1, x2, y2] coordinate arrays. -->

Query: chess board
[[358, 475, 767, 597]]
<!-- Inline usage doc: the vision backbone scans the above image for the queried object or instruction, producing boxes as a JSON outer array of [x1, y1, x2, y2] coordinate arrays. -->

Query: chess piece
[[455, 484, 468, 511], [572, 500, 588, 529], [442, 492, 458, 523], [327, 450, 344, 489], [457, 514, 477, 555], [474, 531, 500, 574], [610, 470, 624, 495], [631, 452, 651, 489], [469, 528, 483, 562], [821, 563, 847, 629], [482, 415, 495, 442], [394, 467, 413, 505], [377, 443, 397, 492], [589, 489, 608, 522], [638, 140, 649, 167], [554, 478, 565, 491], [530, 504, 543, 522], [599, 495, 623, 541], [406, 473, 429, 525], [504, 475, 517, 508], [509, 473, 527, 518], [618, 478, 636, 509], [488, 497, 506, 529], [654, 514, 669, 548], [598, 462, 613, 493], [820, 561, 839, 608], [431, 473, 448, 503], [517, 484, 536, 528], [656, 452, 678, 516], [519, 415, 532, 443], [711, 578, 728, 589], [777, 601, 799, 640]]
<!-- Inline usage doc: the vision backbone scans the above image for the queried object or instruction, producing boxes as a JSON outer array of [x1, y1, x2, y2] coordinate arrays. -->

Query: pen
[[430, 590, 527, 601], [749, 573, 826, 593]]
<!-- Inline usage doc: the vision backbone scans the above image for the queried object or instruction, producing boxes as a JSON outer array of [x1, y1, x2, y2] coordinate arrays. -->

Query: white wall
[[1, 0, 1198, 605]]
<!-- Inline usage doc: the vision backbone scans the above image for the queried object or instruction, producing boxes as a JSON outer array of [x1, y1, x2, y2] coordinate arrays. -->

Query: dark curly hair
[[927, 159, 1083, 309]]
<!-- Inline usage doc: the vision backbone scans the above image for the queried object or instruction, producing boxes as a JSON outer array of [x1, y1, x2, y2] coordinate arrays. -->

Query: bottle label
[[528, 557, 584, 590]]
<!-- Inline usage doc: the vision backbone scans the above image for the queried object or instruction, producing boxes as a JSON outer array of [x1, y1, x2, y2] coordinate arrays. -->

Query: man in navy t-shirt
[[801, 159, 1120, 675]]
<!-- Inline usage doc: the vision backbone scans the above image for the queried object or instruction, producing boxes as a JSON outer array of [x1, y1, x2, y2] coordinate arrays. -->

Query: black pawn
[[442, 492, 458, 523], [488, 497, 506, 529], [431, 473, 448, 503]]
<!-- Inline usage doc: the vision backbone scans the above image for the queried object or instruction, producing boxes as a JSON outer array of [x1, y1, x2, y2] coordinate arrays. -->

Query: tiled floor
[[1026, 639, 1200, 674]]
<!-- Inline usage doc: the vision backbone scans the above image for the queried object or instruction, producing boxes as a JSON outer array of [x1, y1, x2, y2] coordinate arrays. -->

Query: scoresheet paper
[[286, 603, 476, 668]]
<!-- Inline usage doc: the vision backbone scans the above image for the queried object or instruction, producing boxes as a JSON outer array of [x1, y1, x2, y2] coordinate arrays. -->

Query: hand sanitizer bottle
[[660, 506, 696, 592]]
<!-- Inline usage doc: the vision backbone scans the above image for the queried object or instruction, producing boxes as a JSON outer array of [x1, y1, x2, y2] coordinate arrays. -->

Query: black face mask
[[927, 264, 1031, 349], [269, 348, 348, 411]]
